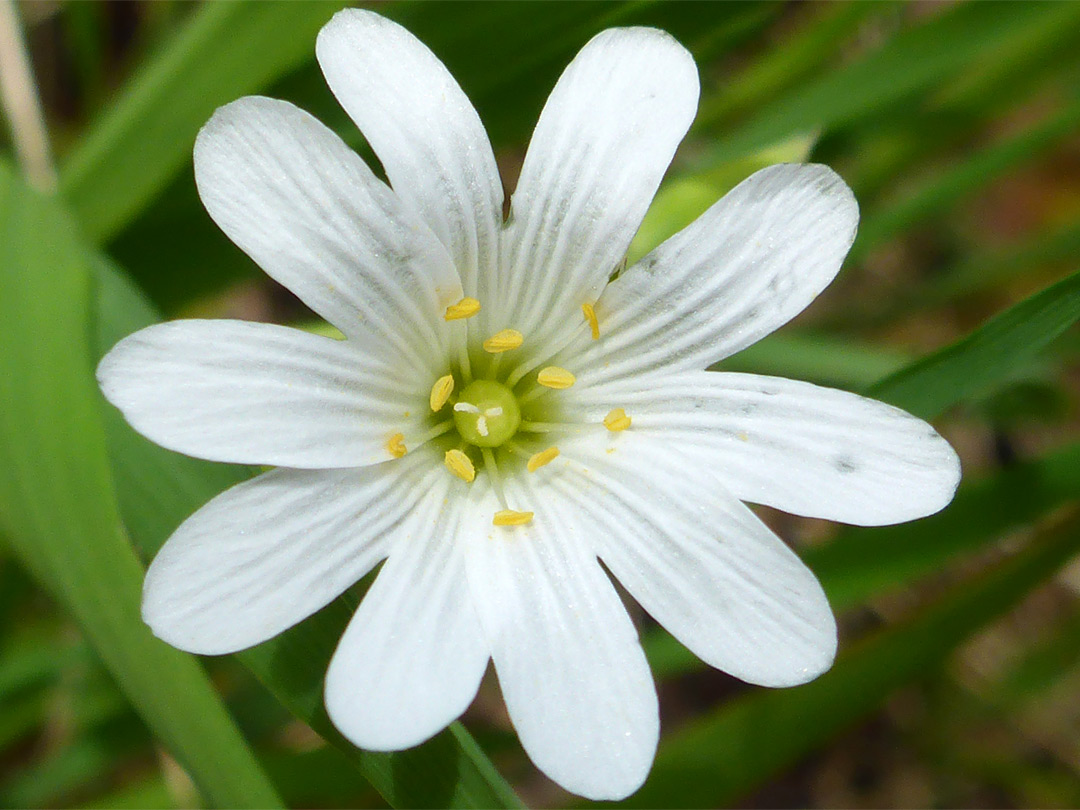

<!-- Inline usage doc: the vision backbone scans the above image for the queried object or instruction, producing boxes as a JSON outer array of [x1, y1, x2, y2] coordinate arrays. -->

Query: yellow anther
[[582, 303, 600, 340], [603, 408, 631, 432], [386, 433, 407, 458], [537, 366, 576, 389], [444, 449, 476, 483], [483, 329, 524, 353], [429, 374, 455, 412], [444, 297, 481, 321], [527, 446, 560, 472], [493, 509, 534, 526]]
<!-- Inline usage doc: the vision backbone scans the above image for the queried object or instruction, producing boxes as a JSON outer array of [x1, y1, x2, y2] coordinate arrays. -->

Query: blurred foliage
[[1, 1, 1079, 808]]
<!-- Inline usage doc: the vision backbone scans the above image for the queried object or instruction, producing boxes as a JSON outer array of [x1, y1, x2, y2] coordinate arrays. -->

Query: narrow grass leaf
[[868, 268, 1080, 419], [704, 2, 1070, 165], [59, 1, 340, 243], [0, 162, 281, 807], [695, 2, 885, 129]]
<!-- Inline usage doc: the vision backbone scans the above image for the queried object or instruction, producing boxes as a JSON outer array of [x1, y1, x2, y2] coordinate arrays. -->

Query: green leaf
[[625, 507, 1080, 808], [59, 1, 341, 243], [91, 259, 522, 809], [83, 777, 175, 810], [868, 268, 1080, 419], [702, 1, 1077, 165], [0, 163, 281, 807]]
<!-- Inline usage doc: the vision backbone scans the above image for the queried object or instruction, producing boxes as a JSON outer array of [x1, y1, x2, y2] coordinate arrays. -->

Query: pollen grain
[[386, 432, 407, 458], [493, 509, 534, 526], [527, 446, 560, 472], [429, 374, 455, 411], [444, 297, 481, 321], [603, 408, 631, 432], [444, 449, 476, 483]]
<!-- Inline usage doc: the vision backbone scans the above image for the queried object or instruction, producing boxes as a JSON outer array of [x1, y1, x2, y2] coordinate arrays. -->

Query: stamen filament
[[444, 298, 478, 382], [457, 339, 473, 383], [504, 320, 590, 389], [504, 441, 531, 458], [481, 447, 508, 509], [519, 421, 561, 433], [517, 386, 551, 407], [415, 419, 455, 445]]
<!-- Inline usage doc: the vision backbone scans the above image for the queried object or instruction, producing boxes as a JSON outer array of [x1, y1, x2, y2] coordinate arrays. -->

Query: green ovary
[[453, 379, 521, 447]]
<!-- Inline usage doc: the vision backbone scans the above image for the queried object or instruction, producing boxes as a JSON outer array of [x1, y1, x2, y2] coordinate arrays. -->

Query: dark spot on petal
[[835, 456, 858, 474]]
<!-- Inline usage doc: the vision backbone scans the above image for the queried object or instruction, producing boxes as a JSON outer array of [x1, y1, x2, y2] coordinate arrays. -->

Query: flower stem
[[0, 0, 56, 191]]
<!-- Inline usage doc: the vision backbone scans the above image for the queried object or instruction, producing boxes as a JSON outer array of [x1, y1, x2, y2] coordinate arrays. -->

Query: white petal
[[316, 9, 503, 303], [552, 432, 836, 687], [567, 164, 858, 384], [142, 452, 442, 655], [194, 95, 460, 377], [98, 320, 429, 469], [326, 481, 489, 751], [461, 482, 658, 800], [501, 27, 699, 366], [564, 370, 962, 526]]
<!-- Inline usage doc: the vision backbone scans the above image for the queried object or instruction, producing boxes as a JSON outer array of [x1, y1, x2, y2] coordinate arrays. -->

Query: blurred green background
[[2, 1, 1080, 807]]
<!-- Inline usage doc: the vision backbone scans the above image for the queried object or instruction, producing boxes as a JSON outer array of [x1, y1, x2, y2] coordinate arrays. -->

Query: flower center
[[452, 380, 521, 447], [389, 298, 632, 526]]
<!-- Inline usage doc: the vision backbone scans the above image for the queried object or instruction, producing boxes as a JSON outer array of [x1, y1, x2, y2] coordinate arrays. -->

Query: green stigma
[[453, 380, 521, 447]]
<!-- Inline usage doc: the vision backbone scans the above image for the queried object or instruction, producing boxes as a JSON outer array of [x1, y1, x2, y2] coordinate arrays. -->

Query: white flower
[[97, 9, 961, 800]]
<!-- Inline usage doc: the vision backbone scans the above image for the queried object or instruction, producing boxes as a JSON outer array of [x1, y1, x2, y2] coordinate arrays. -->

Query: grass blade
[[868, 268, 1080, 419], [59, 1, 340, 243], [703, 2, 1077, 165], [0, 162, 281, 807]]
